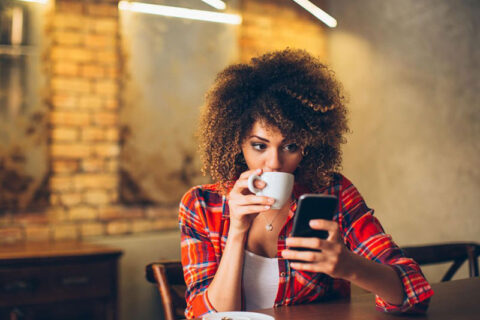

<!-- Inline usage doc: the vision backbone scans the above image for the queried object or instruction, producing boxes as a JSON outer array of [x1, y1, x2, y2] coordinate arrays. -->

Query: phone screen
[[290, 194, 338, 239]]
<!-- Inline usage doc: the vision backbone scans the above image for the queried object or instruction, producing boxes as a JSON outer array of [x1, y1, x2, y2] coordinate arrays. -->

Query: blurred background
[[0, 0, 478, 319]]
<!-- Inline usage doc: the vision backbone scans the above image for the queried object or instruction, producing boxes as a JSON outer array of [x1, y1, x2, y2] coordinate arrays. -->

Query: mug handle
[[247, 174, 262, 194]]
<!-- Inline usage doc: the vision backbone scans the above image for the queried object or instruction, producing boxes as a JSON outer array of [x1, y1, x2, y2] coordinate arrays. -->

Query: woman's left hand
[[281, 219, 356, 280]]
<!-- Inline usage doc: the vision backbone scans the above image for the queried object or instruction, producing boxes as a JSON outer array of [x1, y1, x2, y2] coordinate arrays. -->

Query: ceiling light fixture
[[291, 0, 337, 28], [201, 0, 226, 10], [118, 1, 241, 25], [16, 0, 48, 3]]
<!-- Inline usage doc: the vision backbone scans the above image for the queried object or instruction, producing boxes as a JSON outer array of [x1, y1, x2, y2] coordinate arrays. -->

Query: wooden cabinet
[[0, 242, 122, 320]]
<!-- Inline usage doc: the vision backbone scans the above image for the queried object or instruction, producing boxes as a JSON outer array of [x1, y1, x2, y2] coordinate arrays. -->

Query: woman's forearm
[[345, 252, 404, 305], [206, 229, 247, 311]]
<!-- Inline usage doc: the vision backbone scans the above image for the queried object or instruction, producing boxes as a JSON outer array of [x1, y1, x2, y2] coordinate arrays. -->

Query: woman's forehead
[[246, 120, 285, 140]]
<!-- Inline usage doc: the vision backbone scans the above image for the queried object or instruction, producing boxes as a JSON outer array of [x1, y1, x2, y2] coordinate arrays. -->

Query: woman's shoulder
[[323, 172, 356, 192]]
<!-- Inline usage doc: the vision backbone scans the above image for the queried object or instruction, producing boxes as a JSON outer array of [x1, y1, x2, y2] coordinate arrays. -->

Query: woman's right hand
[[227, 169, 275, 234]]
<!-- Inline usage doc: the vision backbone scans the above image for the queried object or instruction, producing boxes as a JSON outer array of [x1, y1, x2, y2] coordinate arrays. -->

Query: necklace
[[261, 212, 280, 231]]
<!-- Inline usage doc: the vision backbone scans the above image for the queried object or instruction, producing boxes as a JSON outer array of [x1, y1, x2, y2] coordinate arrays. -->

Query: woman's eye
[[283, 144, 299, 152], [251, 142, 266, 151]]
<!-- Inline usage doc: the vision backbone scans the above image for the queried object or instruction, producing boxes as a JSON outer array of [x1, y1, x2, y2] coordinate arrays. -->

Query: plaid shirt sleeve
[[179, 186, 218, 319], [339, 176, 434, 313]]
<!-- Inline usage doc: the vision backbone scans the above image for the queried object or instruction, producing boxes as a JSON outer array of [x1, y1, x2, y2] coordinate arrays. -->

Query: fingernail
[[268, 198, 275, 204], [256, 169, 262, 174], [264, 205, 270, 210]]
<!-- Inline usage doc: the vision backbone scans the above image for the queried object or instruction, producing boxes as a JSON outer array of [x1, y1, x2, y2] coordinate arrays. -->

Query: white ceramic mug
[[247, 172, 294, 210]]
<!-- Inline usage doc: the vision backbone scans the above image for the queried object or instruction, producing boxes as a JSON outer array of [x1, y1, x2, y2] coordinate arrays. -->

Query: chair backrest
[[146, 260, 187, 320], [401, 242, 480, 282]]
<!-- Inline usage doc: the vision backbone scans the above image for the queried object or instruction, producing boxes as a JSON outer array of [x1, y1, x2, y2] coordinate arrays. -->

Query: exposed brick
[[80, 222, 105, 237], [51, 144, 92, 159], [52, 94, 77, 109], [78, 96, 104, 109], [87, 3, 118, 17], [0, 227, 24, 244], [98, 206, 144, 220], [93, 143, 120, 157], [105, 159, 119, 172], [53, 31, 83, 46], [51, 78, 92, 94], [51, 47, 94, 63], [98, 206, 123, 220], [81, 64, 105, 78], [92, 112, 118, 126], [146, 207, 178, 219], [131, 219, 153, 233], [25, 225, 51, 242], [52, 160, 79, 173], [84, 190, 111, 205], [104, 98, 119, 109], [94, 80, 119, 96], [105, 128, 119, 141], [85, 34, 117, 48], [50, 193, 61, 206], [50, 111, 91, 126], [104, 66, 120, 78], [14, 213, 50, 225], [56, 1, 85, 15], [106, 220, 130, 235], [82, 127, 106, 141], [46, 207, 69, 222], [50, 176, 74, 192], [60, 192, 83, 206], [82, 158, 105, 172], [53, 224, 79, 240], [74, 173, 118, 190], [108, 190, 119, 202], [95, 50, 118, 65], [68, 206, 98, 221], [51, 127, 79, 141], [152, 218, 179, 231], [0, 214, 13, 226], [93, 18, 117, 34], [53, 14, 85, 30], [53, 61, 80, 76], [122, 208, 145, 219]]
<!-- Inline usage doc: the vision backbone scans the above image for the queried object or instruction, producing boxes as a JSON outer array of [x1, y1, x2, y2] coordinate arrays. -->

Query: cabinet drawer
[[0, 260, 114, 306]]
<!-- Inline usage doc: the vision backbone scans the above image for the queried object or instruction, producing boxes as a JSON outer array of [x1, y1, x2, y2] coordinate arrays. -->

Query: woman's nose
[[266, 149, 282, 171]]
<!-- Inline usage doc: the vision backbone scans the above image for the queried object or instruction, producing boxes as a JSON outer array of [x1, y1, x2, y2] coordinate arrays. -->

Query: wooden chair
[[146, 260, 187, 320], [401, 242, 480, 282]]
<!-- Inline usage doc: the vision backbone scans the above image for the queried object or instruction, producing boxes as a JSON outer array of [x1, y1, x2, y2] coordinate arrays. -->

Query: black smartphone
[[290, 194, 338, 239]]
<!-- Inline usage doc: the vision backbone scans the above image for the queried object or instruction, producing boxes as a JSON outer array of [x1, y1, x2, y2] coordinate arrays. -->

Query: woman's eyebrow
[[249, 135, 270, 142], [249, 135, 287, 143]]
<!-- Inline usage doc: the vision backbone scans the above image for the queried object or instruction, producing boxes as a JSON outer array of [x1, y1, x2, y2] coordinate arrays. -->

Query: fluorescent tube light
[[292, 0, 337, 28], [201, 0, 226, 10], [16, 0, 48, 3], [118, 1, 241, 25]]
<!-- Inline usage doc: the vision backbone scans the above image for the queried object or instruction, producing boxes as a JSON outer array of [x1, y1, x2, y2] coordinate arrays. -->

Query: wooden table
[[0, 241, 122, 320], [251, 277, 480, 320]]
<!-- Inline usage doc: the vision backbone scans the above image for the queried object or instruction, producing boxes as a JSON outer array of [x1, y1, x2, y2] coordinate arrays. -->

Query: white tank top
[[242, 250, 280, 311]]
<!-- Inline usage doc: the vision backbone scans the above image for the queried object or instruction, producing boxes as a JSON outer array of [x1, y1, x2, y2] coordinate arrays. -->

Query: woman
[[179, 49, 433, 319]]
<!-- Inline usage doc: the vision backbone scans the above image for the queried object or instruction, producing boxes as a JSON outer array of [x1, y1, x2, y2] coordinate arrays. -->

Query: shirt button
[[280, 272, 286, 277]]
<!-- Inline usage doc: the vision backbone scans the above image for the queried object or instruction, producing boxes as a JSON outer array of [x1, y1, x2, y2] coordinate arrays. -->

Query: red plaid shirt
[[179, 174, 433, 319]]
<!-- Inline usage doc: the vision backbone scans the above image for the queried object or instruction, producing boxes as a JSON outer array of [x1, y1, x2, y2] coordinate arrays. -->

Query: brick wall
[[0, 0, 328, 244], [240, 0, 328, 62]]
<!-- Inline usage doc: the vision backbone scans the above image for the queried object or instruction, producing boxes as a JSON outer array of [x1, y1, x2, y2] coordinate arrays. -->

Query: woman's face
[[241, 121, 303, 173]]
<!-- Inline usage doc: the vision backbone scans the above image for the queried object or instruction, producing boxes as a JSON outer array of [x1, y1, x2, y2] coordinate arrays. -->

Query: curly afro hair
[[197, 48, 349, 193]]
